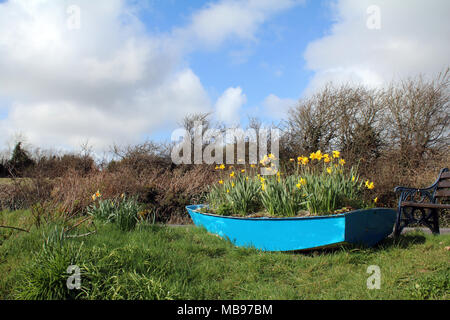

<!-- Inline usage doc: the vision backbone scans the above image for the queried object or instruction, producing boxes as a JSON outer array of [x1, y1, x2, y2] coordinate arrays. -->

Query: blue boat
[[186, 205, 397, 251]]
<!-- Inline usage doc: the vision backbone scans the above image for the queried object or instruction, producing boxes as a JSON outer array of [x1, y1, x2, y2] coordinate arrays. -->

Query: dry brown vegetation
[[0, 71, 448, 224]]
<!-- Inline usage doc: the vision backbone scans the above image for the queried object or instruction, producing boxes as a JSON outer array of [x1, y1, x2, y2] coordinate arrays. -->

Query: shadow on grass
[[284, 233, 428, 256], [374, 233, 427, 250]]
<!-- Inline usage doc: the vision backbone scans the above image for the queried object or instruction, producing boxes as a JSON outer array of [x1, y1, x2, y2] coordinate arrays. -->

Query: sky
[[0, 0, 448, 153]]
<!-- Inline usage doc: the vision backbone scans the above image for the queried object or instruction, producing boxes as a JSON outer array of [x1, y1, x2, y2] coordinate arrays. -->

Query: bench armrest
[[394, 186, 419, 193], [394, 186, 435, 205]]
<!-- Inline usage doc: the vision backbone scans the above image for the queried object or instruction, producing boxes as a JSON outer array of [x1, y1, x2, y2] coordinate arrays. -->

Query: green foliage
[[260, 175, 307, 217], [87, 196, 142, 231], [206, 154, 373, 217], [297, 165, 367, 215], [13, 236, 175, 300], [409, 269, 450, 300], [14, 235, 83, 300], [207, 173, 261, 216]]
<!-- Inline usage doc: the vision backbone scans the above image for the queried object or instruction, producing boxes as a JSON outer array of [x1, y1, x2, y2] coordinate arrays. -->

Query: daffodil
[[339, 159, 346, 166], [365, 180, 375, 190], [332, 151, 340, 158], [351, 175, 356, 182], [219, 164, 225, 170], [241, 169, 245, 173], [298, 156, 309, 165], [219, 180, 224, 184], [374, 197, 378, 203], [310, 150, 323, 161], [327, 167, 332, 174], [230, 171, 235, 178], [231, 182, 235, 188], [299, 178, 307, 186], [260, 155, 270, 165]]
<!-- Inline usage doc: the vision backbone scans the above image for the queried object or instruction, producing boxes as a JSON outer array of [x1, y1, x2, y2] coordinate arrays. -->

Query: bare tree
[[383, 69, 450, 162], [287, 85, 338, 155]]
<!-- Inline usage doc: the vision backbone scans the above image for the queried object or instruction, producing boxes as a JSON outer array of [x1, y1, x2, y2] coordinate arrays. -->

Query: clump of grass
[[87, 194, 142, 231], [13, 228, 84, 300], [13, 236, 176, 300]]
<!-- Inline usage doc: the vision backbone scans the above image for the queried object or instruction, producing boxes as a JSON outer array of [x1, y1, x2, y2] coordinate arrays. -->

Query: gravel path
[[401, 227, 450, 235]]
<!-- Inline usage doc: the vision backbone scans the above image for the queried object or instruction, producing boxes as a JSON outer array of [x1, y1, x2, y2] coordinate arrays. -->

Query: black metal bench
[[393, 168, 450, 237]]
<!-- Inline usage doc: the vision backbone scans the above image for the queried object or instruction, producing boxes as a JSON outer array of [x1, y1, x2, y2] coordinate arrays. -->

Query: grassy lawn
[[0, 209, 449, 300]]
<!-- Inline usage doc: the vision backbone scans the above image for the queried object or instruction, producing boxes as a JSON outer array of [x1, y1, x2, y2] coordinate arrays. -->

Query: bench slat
[[435, 189, 450, 198], [401, 201, 450, 209], [441, 172, 450, 179], [437, 180, 450, 188]]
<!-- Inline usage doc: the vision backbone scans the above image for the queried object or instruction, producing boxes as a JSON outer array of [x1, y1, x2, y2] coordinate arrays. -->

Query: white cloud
[[304, 0, 450, 92], [174, 0, 303, 50], [0, 0, 200, 150], [215, 87, 247, 124], [0, 0, 301, 151], [262, 94, 296, 120], [0, 69, 211, 149]]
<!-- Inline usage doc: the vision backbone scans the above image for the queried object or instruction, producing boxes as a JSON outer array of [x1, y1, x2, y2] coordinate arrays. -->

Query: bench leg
[[393, 207, 405, 237], [431, 209, 440, 235]]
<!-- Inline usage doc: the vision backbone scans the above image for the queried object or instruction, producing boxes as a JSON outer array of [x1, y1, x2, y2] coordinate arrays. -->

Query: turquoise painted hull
[[186, 205, 397, 251]]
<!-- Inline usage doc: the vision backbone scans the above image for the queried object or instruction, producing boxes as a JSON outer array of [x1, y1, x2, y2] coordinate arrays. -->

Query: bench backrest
[[435, 169, 450, 199]]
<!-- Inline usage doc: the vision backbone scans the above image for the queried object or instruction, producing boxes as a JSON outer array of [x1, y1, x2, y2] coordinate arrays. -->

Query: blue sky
[[140, 0, 335, 140], [0, 0, 448, 151]]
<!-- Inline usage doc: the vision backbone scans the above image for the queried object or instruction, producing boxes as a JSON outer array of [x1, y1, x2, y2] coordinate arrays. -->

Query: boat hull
[[186, 205, 397, 251]]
